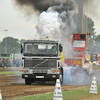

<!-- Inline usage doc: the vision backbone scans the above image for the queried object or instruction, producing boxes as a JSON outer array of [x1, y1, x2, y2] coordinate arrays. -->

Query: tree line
[[0, 37, 25, 54]]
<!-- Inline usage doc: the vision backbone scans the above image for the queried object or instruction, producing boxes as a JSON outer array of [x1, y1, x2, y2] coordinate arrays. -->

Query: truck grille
[[24, 59, 57, 68], [33, 69, 47, 73]]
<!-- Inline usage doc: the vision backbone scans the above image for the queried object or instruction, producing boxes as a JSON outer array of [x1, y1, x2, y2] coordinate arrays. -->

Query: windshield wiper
[[24, 53, 38, 56], [46, 53, 57, 56], [24, 53, 57, 56], [24, 53, 33, 56]]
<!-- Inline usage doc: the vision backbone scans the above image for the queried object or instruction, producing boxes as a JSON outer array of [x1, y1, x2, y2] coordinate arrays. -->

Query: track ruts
[[0, 74, 90, 100]]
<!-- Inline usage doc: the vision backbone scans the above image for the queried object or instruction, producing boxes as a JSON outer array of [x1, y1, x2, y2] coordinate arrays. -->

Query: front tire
[[59, 71, 63, 85], [25, 78, 33, 85]]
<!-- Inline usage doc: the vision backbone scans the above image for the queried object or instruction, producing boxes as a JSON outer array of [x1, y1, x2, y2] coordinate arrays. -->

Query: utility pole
[[77, 0, 83, 33], [4, 29, 8, 53]]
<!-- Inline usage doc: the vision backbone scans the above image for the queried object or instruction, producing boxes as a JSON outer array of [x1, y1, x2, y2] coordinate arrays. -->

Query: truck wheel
[[59, 71, 63, 84], [25, 79, 32, 85]]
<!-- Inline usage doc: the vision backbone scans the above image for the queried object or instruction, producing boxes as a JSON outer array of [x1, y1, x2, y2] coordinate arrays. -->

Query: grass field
[[0, 71, 21, 74], [14, 85, 100, 100]]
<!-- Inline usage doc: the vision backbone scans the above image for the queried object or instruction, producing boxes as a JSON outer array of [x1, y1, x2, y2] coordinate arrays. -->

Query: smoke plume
[[13, 0, 77, 56], [38, 12, 61, 37], [12, 0, 54, 14], [37, 0, 76, 56], [13, 0, 75, 13]]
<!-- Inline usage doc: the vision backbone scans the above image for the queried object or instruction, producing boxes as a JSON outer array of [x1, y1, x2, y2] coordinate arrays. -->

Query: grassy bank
[[14, 85, 100, 100]]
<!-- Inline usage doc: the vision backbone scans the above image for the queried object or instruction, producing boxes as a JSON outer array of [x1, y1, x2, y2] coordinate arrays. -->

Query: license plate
[[36, 76, 44, 78]]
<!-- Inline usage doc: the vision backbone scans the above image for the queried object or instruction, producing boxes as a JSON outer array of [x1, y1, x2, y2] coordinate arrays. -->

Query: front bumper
[[22, 74, 59, 81]]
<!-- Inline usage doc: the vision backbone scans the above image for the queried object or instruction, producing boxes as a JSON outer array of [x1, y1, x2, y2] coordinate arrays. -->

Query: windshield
[[24, 43, 58, 56], [73, 40, 85, 47]]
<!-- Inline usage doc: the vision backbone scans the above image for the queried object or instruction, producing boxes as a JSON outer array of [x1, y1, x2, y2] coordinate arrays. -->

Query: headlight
[[29, 69, 33, 73], [47, 69, 57, 74]]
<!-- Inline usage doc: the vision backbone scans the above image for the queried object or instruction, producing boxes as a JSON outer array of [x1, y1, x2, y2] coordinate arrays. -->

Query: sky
[[0, 0, 100, 41], [88, 0, 100, 35], [0, 0, 39, 41]]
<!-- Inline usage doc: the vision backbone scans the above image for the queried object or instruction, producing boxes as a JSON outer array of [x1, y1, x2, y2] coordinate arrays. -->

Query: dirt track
[[0, 67, 91, 100]]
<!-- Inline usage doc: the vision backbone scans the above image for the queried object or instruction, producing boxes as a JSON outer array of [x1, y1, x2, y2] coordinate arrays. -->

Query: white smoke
[[63, 64, 92, 85], [38, 11, 61, 38]]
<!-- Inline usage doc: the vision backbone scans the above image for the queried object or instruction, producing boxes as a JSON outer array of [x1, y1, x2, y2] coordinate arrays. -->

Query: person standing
[[10, 58, 13, 67], [4, 59, 7, 68], [51, 45, 58, 53]]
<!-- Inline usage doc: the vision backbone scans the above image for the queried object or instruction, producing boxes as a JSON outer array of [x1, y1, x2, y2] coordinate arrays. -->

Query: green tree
[[73, 13, 96, 37], [0, 37, 20, 54], [94, 35, 100, 43], [92, 35, 100, 53], [18, 39, 26, 45]]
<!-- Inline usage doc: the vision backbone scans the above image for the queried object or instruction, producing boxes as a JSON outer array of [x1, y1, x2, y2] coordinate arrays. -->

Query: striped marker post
[[89, 76, 98, 93], [53, 79, 63, 100], [0, 89, 2, 100]]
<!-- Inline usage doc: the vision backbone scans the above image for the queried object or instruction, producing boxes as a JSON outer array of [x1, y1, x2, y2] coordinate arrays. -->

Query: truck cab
[[21, 39, 63, 85]]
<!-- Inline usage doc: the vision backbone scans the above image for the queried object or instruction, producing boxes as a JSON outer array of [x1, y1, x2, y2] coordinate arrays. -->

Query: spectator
[[16, 59, 19, 67], [10, 58, 13, 67], [4, 59, 7, 68]]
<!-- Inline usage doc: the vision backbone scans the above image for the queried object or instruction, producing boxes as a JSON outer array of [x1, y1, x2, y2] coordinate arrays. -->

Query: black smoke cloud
[[13, 0, 97, 18], [13, 0, 75, 13], [13, 0, 55, 13]]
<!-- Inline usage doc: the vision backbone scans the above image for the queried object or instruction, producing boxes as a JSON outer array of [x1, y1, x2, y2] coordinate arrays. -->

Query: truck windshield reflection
[[24, 43, 58, 56]]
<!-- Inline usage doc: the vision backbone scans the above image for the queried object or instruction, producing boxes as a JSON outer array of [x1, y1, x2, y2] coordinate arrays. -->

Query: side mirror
[[59, 44, 62, 52], [21, 45, 23, 53]]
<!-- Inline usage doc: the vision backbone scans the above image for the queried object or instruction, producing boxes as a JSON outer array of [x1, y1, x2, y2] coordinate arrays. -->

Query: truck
[[90, 53, 100, 69], [0, 54, 10, 67], [21, 39, 63, 85], [63, 33, 93, 84]]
